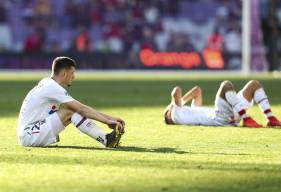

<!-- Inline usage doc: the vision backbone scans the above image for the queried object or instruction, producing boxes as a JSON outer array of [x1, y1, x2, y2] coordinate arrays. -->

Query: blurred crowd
[[0, 0, 242, 54]]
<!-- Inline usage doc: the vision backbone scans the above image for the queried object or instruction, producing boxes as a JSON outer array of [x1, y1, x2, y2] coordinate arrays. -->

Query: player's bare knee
[[65, 109, 74, 119], [221, 80, 233, 87], [221, 80, 234, 91], [248, 80, 262, 88], [58, 108, 74, 120], [173, 86, 181, 92], [218, 81, 234, 99]]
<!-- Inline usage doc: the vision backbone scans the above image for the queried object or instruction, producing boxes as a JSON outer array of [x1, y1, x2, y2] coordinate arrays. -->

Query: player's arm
[[64, 100, 124, 129], [181, 86, 202, 106], [96, 111, 125, 127]]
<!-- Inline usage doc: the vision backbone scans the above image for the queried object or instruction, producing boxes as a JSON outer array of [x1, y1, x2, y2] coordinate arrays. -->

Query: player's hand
[[115, 117, 125, 127], [107, 120, 125, 134], [110, 117, 125, 128]]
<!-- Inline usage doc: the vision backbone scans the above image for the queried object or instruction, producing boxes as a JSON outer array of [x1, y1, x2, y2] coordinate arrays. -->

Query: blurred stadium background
[[0, 0, 279, 73]]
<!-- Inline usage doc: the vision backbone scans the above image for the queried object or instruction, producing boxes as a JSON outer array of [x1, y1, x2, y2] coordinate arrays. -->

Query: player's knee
[[221, 80, 233, 87], [173, 86, 181, 92], [248, 80, 261, 88], [62, 109, 74, 119], [221, 80, 234, 90]]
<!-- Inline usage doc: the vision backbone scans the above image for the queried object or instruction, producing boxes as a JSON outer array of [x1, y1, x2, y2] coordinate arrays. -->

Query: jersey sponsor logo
[[49, 105, 58, 114]]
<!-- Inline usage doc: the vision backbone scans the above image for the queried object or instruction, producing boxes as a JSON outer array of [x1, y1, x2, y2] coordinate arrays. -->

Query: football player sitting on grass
[[17, 57, 125, 147], [164, 80, 281, 128]]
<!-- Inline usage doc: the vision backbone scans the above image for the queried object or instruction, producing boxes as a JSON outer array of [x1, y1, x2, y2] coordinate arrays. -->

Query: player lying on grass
[[17, 56, 125, 147], [164, 80, 281, 128]]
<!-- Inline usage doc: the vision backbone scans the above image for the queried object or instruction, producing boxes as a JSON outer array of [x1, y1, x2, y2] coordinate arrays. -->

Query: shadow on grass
[[47, 145, 188, 154], [2, 152, 281, 174], [46, 145, 254, 156]]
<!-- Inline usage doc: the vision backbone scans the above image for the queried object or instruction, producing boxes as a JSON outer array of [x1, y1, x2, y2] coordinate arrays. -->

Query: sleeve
[[43, 83, 75, 104]]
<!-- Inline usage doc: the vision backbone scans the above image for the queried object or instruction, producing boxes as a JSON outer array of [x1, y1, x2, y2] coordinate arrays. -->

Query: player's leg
[[238, 80, 261, 102], [239, 80, 281, 127], [70, 111, 107, 145], [19, 112, 66, 147], [59, 108, 121, 148], [56, 108, 73, 126], [216, 80, 262, 128], [216, 80, 235, 100]]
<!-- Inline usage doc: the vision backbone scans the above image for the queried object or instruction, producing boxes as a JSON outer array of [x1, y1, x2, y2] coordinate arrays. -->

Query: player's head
[[163, 105, 174, 125], [52, 56, 76, 87]]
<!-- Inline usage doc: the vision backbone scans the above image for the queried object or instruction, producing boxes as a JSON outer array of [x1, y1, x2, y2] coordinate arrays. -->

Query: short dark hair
[[52, 57, 76, 75]]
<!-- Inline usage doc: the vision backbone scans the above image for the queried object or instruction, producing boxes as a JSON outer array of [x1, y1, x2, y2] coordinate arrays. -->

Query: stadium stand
[[0, 0, 242, 54]]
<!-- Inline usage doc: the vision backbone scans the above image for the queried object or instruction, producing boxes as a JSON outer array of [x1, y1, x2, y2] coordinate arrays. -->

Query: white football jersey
[[17, 77, 74, 137], [172, 105, 217, 126]]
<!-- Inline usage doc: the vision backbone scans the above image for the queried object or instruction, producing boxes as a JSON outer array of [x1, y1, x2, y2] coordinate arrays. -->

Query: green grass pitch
[[1, 72, 281, 192]]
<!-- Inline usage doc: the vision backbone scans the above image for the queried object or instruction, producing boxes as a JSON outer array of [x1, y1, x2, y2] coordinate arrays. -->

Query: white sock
[[225, 91, 248, 119], [71, 113, 107, 145], [254, 88, 272, 117]]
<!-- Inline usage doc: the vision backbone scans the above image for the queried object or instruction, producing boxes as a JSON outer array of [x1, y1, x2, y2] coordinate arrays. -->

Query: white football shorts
[[213, 90, 253, 125], [18, 112, 65, 147]]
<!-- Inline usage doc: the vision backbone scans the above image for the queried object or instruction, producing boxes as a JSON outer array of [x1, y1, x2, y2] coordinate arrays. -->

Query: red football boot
[[242, 117, 263, 128], [266, 116, 281, 127]]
